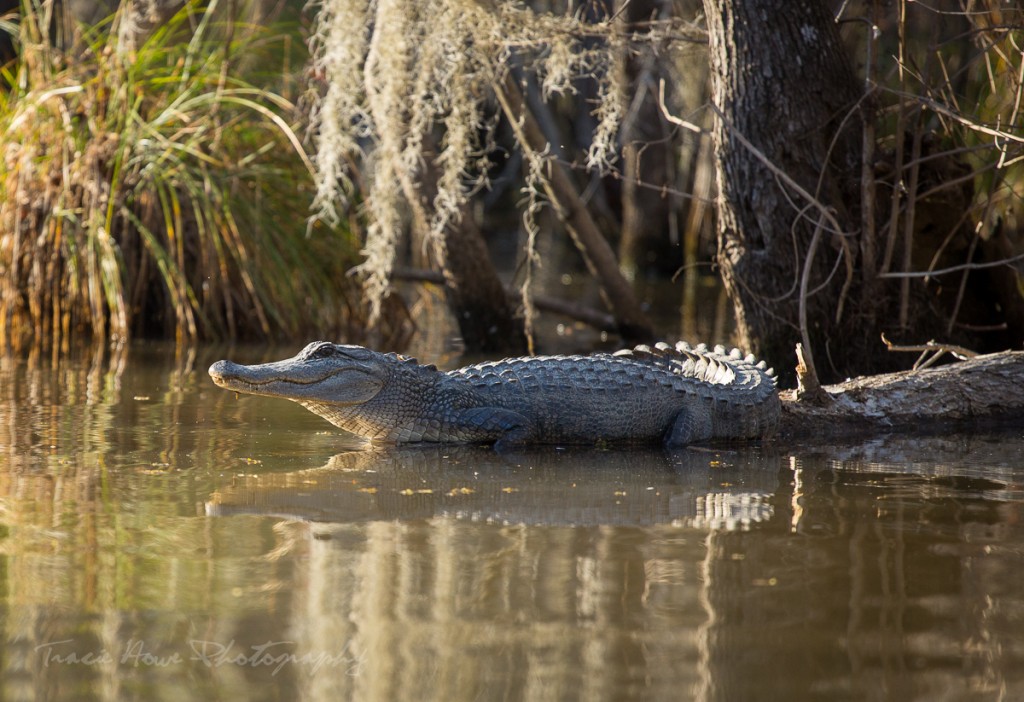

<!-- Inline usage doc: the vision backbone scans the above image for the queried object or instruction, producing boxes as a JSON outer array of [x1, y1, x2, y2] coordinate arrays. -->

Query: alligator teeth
[[714, 344, 726, 355]]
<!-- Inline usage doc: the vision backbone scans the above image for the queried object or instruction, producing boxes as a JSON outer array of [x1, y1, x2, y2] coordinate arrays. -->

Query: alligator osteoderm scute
[[208, 341, 781, 449]]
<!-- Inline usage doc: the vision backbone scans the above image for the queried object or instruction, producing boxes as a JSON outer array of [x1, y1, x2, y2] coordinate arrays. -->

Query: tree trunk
[[399, 144, 527, 355], [433, 214, 528, 354], [703, 0, 865, 384], [616, 0, 680, 281]]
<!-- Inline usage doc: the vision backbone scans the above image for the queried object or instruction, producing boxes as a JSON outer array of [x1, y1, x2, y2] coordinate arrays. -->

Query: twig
[[881, 332, 978, 360], [879, 88, 1024, 146], [998, 53, 1024, 168], [798, 215, 826, 386], [945, 227, 980, 336], [657, 78, 702, 134], [703, 104, 850, 242], [608, 0, 633, 23], [876, 250, 1024, 278], [856, 11, 879, 291], [899, 115, 924, 328], [492, 69, 654, 340], [914, 157, 1000, 203]]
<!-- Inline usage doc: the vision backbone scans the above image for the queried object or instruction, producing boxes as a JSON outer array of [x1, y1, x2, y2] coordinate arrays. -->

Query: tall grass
[[0, 0, 360, 353]]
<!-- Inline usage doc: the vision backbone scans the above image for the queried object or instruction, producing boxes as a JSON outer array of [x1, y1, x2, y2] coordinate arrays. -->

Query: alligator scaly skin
[[209, 341, 780, 449]]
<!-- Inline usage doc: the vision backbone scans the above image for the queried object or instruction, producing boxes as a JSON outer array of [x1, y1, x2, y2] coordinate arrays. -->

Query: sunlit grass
[[0, 0, 360, 353]]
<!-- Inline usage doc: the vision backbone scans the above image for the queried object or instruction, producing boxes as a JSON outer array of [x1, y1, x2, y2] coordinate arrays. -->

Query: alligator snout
[[208, 360, 238, 389]]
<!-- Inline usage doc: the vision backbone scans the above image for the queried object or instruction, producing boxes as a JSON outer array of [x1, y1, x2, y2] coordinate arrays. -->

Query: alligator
[[208, 341, 780, 449]]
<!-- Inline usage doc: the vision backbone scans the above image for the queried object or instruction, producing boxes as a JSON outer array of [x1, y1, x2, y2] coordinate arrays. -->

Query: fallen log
[[778, 350, 1024, 440]]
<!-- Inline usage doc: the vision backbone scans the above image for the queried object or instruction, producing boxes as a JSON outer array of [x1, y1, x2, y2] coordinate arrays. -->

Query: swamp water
[[0, 344, 1022, 701]]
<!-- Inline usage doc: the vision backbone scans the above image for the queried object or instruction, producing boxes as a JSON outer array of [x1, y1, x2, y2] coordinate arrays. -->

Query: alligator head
[[208, 341, 387, 406]]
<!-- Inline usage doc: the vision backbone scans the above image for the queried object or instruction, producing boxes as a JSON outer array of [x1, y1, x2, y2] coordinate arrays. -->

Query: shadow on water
[[0, 344, 1022, 700]]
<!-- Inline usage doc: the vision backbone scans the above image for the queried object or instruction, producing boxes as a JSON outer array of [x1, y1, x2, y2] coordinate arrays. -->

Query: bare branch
[[876, 251, 1024, 279], [656, 78, 702, 134], [881, 333, 979, 371], [881, 88, 1024, 145]]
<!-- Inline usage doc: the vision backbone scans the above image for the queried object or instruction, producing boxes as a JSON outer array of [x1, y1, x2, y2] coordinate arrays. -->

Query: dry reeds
[[0, 0, 360, 353]]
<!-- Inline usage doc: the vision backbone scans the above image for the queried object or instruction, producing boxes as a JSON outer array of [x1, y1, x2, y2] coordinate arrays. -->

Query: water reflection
[[208, 445, 780, 529], [0, 346, 1021, 700]]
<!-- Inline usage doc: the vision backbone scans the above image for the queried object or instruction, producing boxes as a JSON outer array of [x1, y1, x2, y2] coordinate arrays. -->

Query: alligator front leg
[[455, 407, 538, 449]]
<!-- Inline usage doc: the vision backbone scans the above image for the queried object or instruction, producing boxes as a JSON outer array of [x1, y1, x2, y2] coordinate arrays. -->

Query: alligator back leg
[[664, 405, 713, 447]]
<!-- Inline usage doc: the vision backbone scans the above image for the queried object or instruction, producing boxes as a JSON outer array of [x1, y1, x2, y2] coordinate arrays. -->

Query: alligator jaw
[[208, 358, 384, 405], [209, 359, 292, 395]]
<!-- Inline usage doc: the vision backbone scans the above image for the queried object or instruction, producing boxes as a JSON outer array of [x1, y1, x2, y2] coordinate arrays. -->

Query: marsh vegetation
[[1, 1, 1022, 383], [0, 0, 361, 354]]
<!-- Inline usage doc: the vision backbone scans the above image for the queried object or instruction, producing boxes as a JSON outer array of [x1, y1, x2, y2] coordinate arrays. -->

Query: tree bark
[[703, 0, 865, 384]]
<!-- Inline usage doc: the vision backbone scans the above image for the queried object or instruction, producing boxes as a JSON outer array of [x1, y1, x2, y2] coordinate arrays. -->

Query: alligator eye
[[309, 344, 337, 360]]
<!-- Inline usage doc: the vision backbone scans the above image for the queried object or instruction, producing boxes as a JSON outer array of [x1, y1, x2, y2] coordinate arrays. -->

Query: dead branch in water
[[880, 333, 978, 370]]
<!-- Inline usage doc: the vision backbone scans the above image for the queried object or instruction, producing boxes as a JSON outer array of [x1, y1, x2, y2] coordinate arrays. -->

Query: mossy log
[[778, 351, 1024, 440]]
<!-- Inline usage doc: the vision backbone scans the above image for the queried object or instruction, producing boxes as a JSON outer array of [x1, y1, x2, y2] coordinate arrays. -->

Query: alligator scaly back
[[209, 340, 780, 448], [447, 341, 778, 446]]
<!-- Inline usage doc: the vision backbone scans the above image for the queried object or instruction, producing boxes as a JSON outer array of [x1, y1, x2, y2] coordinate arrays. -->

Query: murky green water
[[1, 344, 1023, 701]]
